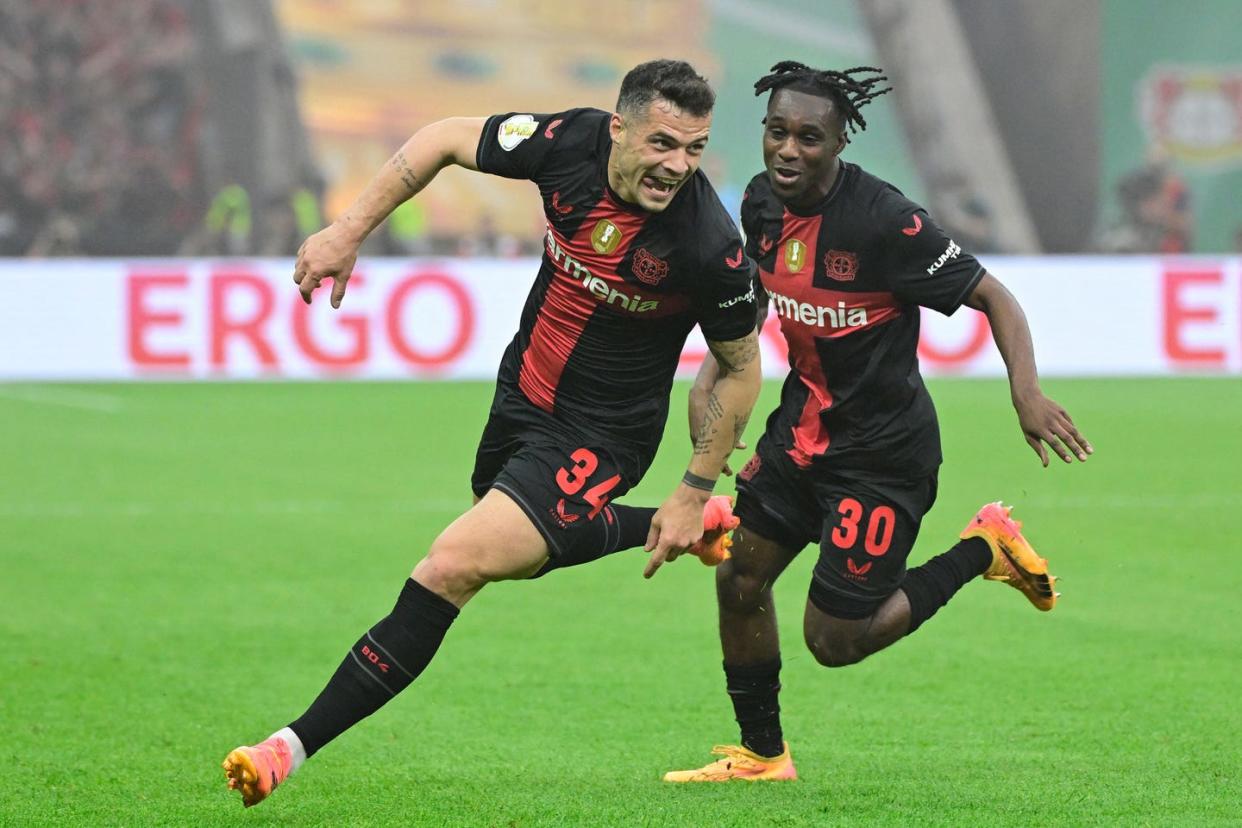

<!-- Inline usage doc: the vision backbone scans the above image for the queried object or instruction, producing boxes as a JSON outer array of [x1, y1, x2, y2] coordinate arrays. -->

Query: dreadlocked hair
[[754, 62, 892, 139]]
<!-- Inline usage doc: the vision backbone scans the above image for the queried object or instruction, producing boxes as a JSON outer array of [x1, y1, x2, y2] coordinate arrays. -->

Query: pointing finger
[[643, 547, 669, 579]]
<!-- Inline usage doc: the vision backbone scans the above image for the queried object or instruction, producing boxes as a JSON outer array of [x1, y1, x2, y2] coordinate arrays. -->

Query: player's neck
[[605, 151, 631, 203]]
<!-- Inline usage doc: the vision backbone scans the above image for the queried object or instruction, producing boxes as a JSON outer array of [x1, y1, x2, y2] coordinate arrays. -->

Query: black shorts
[[734, 435, 938, 619], [471, 393, 635, 560]]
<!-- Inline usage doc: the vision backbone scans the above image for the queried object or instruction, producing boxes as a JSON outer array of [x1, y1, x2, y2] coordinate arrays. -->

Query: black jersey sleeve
[[693, 187, 759, 341], [876, 190, 984, 316], [475, 108, 596, 182], [739, 177, 770, 310]]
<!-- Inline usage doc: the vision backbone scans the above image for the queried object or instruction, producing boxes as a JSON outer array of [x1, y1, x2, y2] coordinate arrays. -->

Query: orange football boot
[[961, 501, 1059, 611], [687, 495, 740, 566], [222, 736, 293, 808], [663, 743, 797, 782]]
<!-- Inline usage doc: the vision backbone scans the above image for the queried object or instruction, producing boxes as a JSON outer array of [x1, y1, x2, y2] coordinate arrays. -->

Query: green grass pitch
[[2, 378, 1239, 826]]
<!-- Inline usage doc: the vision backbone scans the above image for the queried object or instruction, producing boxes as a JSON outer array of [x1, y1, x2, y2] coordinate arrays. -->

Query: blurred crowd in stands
[[0, 0, 537, 260], [0, 1, 204, 256], [0, 3, 1234, 258], [1097, 153, 1194, 254]]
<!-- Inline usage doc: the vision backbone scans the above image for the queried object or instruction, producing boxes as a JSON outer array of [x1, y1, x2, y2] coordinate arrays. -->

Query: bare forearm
[[688, 357, 760, 481], [963, 273, 1092, 465], [689, 332, 761, 481], [688, 354, 720, 442], [967, 273, 1040, 401], [335, 118, 482, 244], [986, 296, 1040, 401]]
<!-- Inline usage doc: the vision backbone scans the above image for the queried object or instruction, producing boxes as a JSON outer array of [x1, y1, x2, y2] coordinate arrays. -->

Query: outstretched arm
[[965, 272, 1093, 466], [293, 117, 487, 307], [645, 329, 762, 577], [689, 302, 767, 475]]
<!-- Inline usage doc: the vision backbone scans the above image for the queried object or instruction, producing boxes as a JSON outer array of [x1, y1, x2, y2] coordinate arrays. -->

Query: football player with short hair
[[665, 62, 1092, 782], [222, 59, 762, 807]]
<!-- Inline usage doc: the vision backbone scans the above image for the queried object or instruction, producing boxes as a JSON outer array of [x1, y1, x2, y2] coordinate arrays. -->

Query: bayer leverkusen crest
[[824, 250, 858, 282], [631, 248, 669, 286], [1140, 67, 1242, 168]]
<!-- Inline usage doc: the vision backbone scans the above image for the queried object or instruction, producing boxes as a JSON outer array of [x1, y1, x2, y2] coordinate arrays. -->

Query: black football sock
[[530, 504, 656, 577], [289, 578, 459, 757], [724, 658, 784, 759], [899, 537, 993, 634]]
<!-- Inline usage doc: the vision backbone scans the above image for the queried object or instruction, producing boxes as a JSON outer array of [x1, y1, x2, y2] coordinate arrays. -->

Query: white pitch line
[[0, 385, 123, 413]]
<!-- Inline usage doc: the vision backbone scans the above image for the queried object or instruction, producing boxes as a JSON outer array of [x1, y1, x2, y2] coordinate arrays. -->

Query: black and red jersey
[[476, 108, 757, 479], [741, 162, 984, 477]]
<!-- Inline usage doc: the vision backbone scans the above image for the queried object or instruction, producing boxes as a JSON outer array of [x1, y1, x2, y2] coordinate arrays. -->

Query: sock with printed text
[[288, 577, 459, 757]]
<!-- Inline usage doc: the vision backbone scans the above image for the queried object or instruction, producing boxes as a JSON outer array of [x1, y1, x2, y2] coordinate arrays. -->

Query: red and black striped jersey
[[741, 162, 984, 477], [476, 108, 757, 479]]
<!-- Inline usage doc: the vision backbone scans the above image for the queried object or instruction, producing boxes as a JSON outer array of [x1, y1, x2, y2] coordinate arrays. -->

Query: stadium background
[[2, 1, 1239, 825]]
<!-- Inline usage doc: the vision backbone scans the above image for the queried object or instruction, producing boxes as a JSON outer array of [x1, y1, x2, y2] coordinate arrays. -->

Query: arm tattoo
[[693, 392, 725, 455], [706, 331, 760, 377], [392, 151, 424, 194], [732, 412, 750, 447]]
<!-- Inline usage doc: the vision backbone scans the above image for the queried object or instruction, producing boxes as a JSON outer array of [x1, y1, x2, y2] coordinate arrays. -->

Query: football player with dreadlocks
[[664, 62, 1093, 782]]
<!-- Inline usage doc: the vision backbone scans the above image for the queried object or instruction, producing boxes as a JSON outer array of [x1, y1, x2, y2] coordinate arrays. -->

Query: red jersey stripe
[[517, 196, 649, 412], [770, 213, 832, 467]]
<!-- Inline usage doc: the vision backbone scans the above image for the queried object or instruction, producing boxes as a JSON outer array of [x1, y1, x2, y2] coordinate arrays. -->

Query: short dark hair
[[754, 62, 891, 140], [616, 59, 715, 120]]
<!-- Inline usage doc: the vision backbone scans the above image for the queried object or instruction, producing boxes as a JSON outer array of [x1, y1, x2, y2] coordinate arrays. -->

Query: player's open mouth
[[771, 166, 801, 186], [642, 175, 681, 198]]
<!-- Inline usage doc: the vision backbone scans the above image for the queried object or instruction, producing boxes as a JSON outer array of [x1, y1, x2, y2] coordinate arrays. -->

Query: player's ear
[[609, 112, 624, 144], [832, 129, 847, 156]]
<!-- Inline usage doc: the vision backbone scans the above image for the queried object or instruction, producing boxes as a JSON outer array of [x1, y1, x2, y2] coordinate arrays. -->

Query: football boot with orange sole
[[222, 736, 293, 808], [961, 501, 1059, 611], [664, 743, 797, 782]]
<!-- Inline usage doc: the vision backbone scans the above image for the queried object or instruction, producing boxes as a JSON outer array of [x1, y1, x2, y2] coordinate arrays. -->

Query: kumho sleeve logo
[[925, 240, 962, 276], [497, 114, 539, 151]]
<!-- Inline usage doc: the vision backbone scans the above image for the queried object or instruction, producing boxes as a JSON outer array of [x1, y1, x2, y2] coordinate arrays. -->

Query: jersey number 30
[[831, 498, 895, 556]]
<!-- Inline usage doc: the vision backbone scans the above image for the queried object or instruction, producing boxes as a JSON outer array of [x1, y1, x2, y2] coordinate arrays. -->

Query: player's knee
[[417, 532, 494, 595], [804, 629, 868, 668], [716, 559, 771, 614]]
